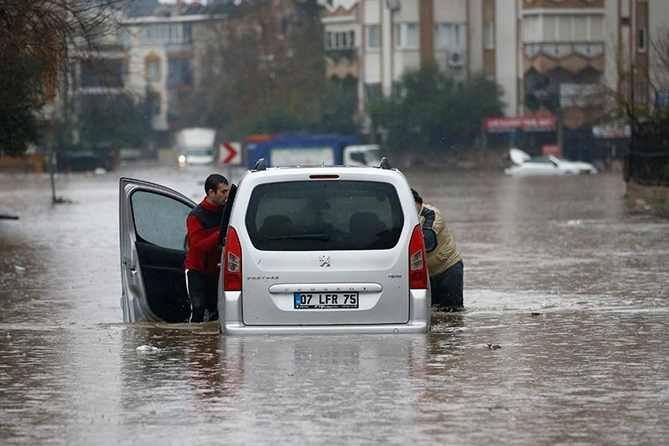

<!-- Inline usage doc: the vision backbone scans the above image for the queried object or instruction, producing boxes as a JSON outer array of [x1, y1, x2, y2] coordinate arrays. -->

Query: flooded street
[[1, 163, 668, 445]]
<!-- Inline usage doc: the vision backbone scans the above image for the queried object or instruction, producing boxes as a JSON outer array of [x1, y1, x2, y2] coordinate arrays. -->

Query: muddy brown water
[[1, 164, 668, 445]]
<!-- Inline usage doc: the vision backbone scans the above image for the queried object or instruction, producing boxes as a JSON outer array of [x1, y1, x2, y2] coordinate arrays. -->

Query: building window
[[80, 58, 124, 88], [529, 15, 604, 42], [119, 26, 131, 48], [395, 23, 419, 49], [365, 83, 381, 101], [325, 30, 355, 50], [366, 24, 380, 49], [167, 57, 193, 87], [589, 17, 604, 40], [558, 16, 571, 41], [637, 28, 647, 52], [484, 22, 495, 49], [573, 16, 587, 41], [434, 23, 462, 49], [140, 23, 192, 45], [145, 54, 161, 81], [150, 92, 161, 116]]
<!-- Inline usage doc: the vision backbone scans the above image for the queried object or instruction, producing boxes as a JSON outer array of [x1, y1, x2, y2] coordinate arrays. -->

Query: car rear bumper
[[219, 290, 431, 335], [220, 320, 430, 335]]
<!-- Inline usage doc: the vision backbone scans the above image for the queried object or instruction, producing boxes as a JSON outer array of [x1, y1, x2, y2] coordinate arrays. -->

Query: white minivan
[[119, 158, 432, 334]]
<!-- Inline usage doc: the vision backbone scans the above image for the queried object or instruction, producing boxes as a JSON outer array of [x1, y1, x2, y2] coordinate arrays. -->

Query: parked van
[[118, 158, 431, 334]]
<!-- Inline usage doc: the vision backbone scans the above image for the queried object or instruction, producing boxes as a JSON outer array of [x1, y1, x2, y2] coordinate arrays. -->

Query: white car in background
[[504, 148, 598, 176]]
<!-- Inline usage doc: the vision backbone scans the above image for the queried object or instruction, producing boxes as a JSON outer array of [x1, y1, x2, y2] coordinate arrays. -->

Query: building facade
[[323, 0, 669, 136], [58, 0, 669, 157], [120, 2, 232, 146]]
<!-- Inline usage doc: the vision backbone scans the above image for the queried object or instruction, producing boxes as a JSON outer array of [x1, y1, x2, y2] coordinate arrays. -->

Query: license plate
[[294, 292, 359, 309]]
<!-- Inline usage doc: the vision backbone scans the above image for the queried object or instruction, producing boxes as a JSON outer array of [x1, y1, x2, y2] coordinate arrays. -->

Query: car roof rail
[[380, 157, 393, 170], [253, 158, 267, 171]]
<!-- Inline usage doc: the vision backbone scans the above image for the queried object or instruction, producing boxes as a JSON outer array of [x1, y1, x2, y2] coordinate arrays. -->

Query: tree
[[623, 26, 669, 185], [369, 62, 505, 153], [0, 0, 125, 157], [194, 0, 340, 138], [78, 93, 152, 149], [315, 76, 359, 134], [0, 50, 43, 156], [0, 0, 125, 204]]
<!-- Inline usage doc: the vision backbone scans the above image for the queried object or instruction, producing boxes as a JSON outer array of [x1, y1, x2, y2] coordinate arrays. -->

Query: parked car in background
[[57, 147, 119, 173], [119, 158, 432, 335], [504, 148, 598, 176]]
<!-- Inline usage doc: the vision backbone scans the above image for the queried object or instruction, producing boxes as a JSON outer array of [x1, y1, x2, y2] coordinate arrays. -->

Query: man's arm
[[186, 215, 219, 251], [420, 206, 436, 230], [421, 204, 445, 234]]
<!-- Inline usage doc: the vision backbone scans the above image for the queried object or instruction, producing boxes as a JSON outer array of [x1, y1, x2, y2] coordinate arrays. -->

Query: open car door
[[119, 177, 196, 323]]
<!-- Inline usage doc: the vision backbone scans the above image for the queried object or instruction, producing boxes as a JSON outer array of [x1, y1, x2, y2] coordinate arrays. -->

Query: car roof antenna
[[380, 157, 393, 170], [254, 158, 267, 171]]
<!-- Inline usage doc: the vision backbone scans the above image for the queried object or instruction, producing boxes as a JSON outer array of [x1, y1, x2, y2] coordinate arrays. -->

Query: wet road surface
[[1, 163, 668, 445]]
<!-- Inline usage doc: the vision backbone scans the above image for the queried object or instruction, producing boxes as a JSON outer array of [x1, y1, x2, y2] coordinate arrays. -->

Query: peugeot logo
[[319, 254, 331, 267]]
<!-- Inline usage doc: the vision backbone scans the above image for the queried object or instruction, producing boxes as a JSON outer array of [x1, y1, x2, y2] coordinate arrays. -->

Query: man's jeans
[[430, 260, 464, 311]]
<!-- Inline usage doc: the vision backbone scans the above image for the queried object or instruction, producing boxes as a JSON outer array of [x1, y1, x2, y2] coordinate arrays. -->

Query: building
[[322, 0, 669, 153], [120, 0, 233, 147]]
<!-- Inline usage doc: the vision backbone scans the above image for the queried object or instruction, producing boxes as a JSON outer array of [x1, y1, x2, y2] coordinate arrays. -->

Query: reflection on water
[[1, 166, 669, 444]]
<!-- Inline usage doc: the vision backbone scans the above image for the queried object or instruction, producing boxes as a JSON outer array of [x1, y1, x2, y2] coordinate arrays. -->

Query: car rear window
[[245, 180, 404, 251]]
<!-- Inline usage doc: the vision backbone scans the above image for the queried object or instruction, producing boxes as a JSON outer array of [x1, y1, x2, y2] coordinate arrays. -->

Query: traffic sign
[[220, 142, 241, 165]]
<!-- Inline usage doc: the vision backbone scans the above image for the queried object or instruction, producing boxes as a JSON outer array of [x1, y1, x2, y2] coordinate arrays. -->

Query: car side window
[[131, 190, 192, 251]]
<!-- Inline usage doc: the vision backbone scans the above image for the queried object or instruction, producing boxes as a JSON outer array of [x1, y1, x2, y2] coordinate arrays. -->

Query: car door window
[[131, 190, 191, 250]]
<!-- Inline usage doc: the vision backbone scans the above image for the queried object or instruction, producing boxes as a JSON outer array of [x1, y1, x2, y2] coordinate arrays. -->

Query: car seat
[[348, 211, 386, 247], [259, 215, 294, 239]]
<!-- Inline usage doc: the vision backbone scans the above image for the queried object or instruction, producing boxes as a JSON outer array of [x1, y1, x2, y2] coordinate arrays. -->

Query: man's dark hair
[[411, 188, 423, 204], [204, 174, 228, 195]]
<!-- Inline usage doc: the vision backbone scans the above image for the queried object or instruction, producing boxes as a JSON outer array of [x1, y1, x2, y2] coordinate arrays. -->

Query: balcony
[[325, 49, 359, 80], [523, 42, 605, 74], [324, 48, 358, 62]]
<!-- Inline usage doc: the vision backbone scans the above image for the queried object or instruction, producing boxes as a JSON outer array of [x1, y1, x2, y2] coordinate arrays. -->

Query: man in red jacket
[[185, 174, 229, 322]]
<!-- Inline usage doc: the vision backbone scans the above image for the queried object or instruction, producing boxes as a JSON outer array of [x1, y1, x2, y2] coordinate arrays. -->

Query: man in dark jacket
[[185, 174, 229, 322]]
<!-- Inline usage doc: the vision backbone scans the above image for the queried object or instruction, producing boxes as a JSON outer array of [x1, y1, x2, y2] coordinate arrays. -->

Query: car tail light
[[408, 224, 428, 289], [223, 226, 242, 291]]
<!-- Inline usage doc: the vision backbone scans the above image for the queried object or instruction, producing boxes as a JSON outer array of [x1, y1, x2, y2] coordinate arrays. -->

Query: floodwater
[[1, 163, 668, 445]]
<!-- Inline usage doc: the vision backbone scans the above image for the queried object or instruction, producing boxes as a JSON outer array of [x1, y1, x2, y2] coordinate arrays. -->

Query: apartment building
[[52, 0, 234, 153], [323, 0, 472, 123], [323, 0, 669, 135], [120, 1, 233, 145], [61, 0, 669, 157]]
